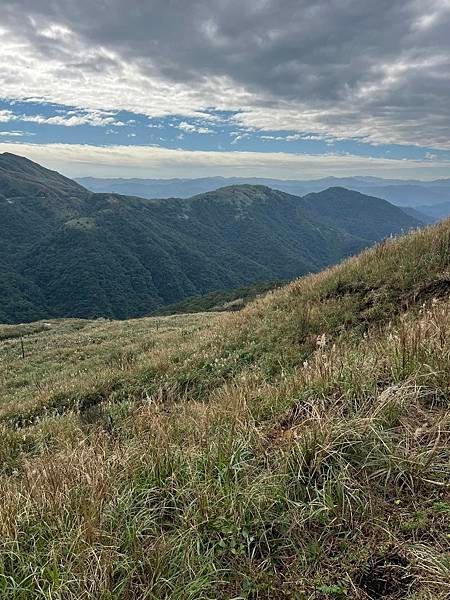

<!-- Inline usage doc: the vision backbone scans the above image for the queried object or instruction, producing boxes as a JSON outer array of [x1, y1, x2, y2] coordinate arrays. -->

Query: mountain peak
[[190, 184, 280, 204], [0, 152, 87, 198]]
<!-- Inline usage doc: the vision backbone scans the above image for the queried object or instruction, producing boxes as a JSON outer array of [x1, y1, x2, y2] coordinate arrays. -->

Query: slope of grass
[[0, 313, 219, 427], [0, 221, 449, 599], [151, 280, 284, 316]]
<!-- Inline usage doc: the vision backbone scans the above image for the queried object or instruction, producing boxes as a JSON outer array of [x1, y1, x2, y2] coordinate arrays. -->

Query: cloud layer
[[1, 142, 450, 180], [1, 0, 450, 151]]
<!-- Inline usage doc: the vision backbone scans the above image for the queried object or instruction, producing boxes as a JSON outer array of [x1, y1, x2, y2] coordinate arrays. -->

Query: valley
[[0, 153, 421, 324]]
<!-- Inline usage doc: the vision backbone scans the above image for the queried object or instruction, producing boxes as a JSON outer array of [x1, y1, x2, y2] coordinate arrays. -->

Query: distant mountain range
[[1, 152, 422, 324], [77, 174, 450, 220]]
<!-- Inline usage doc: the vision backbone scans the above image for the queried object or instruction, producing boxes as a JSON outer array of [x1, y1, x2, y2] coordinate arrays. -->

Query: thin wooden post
[[20, 335, 25, 359]]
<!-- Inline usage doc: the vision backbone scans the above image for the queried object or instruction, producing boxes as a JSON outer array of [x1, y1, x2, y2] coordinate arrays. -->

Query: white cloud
[[177, 122, 197, 132], [230, 133, 251, 144], [1, 142, 450, 180], [177, 121, 215, 134], [0, 110, 15, 123], [0, 130, 32, 137], [0, 24, 251, 122], [0, 108, 126, 128], [260, 133, 328, 142]]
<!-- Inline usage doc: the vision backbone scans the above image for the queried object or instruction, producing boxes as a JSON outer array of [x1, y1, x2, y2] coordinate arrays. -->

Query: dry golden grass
[[0, 313, 221, 424]]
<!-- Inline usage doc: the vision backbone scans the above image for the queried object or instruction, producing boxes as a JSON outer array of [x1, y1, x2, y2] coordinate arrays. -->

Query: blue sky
[[2, 98, 450, 179], [2, 98, 450, 160], [1, 1, 450, 179]]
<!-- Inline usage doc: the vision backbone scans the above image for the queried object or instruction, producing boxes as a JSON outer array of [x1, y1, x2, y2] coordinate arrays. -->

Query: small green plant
[[317, 584, 348, 598]]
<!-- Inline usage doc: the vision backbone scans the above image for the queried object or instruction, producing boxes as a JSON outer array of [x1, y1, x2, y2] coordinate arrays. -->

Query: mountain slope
[[299, 186, 421, 241], [0, 152, 86, 199], [402, 205, 435, 223], [0, 154, 421, 324], [0, 219, 448, 599], [416, 199, 450, 220]]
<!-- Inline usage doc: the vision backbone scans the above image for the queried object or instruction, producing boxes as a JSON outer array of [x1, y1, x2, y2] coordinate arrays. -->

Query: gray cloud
[[1, 0, 450, 148]]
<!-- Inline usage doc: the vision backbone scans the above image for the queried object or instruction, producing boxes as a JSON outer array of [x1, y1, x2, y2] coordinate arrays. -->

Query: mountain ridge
[[0, 153, 421, 324], [0, 152, 87, 198], [78, 173, 450, 218]]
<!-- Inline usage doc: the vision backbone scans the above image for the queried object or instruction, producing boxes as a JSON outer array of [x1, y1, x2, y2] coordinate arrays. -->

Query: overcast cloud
[[1, 0, 450, 175]]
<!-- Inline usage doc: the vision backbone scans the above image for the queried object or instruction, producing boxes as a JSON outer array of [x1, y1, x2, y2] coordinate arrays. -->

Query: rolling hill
[[1, 153, 421, 324]]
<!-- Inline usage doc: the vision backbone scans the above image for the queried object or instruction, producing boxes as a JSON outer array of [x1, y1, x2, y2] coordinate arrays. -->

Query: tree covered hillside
[[0, 153, 421, 324]]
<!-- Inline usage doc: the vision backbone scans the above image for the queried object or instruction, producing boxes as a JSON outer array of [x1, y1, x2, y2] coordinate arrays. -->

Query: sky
[[1, 0, 450, 179]]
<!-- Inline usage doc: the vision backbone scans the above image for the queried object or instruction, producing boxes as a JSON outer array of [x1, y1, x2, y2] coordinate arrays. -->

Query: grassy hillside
[[151, 280, 284, 316], [0, 220, 448, 599], [0, 153, 421, 324]]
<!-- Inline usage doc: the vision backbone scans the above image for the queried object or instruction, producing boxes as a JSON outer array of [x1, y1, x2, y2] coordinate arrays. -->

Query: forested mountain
[[1, 152, 87, 199], [1, 153, 421, 323], [78, 174, 450, 218]]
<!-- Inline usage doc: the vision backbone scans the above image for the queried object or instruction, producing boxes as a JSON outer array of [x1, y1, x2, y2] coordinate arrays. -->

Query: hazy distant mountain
[[1, 153, 421, 324], [77, 175, 450, 215], [401, 206, 435, 223], [414, 200, 450, 220]]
